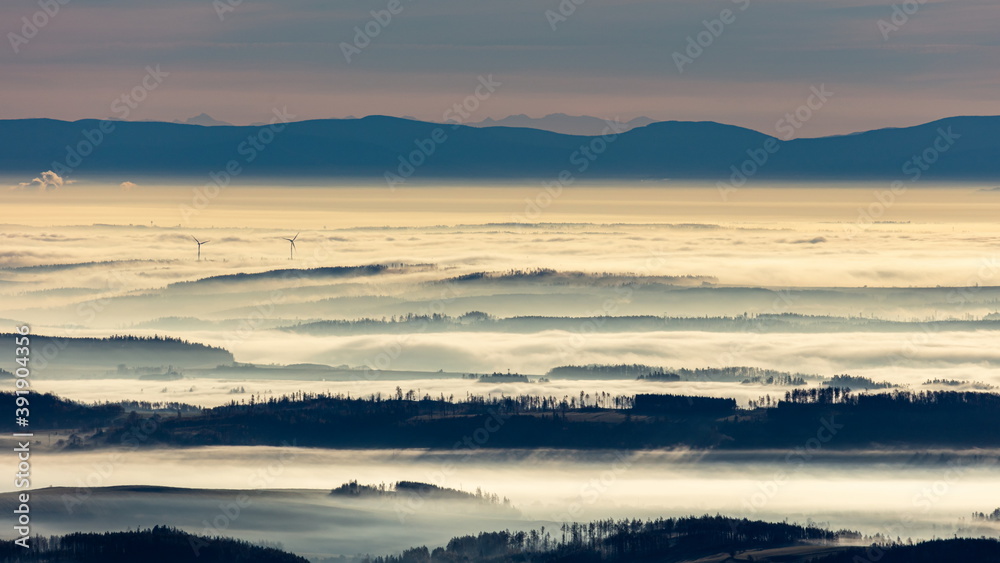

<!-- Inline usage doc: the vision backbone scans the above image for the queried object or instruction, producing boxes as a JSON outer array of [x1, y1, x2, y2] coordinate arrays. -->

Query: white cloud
[[14, 170, 70, 191], [120, 181, 139, 191]]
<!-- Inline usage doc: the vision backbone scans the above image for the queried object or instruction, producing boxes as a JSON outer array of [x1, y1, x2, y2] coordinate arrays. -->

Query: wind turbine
[[282, 232, 299, 260], [192, 236, 209, 261]]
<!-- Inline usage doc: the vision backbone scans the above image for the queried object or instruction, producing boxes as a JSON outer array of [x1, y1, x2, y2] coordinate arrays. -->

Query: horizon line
[[2, 113, 998, 141]]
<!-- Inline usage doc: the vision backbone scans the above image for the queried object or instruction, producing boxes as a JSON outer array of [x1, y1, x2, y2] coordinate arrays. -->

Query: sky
[[1, 0, 998, 136]]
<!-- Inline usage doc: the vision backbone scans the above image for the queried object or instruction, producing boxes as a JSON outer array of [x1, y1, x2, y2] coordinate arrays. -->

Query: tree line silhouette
[[0, 333, 233, 367], [286, 312, 1000, 337], [330, 480, 512, 508], [367, 525, 999, 563], [823, 374, 894, 390], [1, 520, 995, 563], [63, 388, 1000, 450], [0, 526, 307, 563], [365, 515, 845, 563], [550, 364, 812, 382]]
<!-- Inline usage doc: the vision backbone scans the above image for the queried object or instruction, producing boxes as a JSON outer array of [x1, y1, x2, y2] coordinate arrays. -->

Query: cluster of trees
[[103, 334, 224, 348], [462, 372, 531, 383], [973, 508, 1000, 521], [0, 392, 123, 431], [746, 394, 778, 409], [781, 388, 998, 407], [810, 539, 1000, 563], [452, 267, 558, 281], [552, 364, 813, 384], [365, 515, 840, 563], [782, 387, 855, 404], [635, 369, 681, 381], [670, 366, 812, 383], [330, 480, 511, 507], [924, 378, 996, 390], [0, 526, 307, 563], [925, 378, 966, 386], [823, 374, 895, 390], [741, 373, 807, 386], [549, 364, 659, 379], [116, 399, 203, 414]]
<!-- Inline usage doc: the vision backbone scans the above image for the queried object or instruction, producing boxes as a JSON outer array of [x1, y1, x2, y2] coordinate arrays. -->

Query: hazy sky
[[1, 0, 998, 136]]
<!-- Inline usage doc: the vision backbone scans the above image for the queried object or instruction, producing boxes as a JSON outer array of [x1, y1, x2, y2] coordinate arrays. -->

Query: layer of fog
[[214, 329, 1000, 382], [1, 185, 997, 410], [4, 447, 998, 555], [2, 186, 1000, 295], [0, 486, 526, 559], [29, 327, 990, 390], [17, 369, 1000, 410], [4, 185, 999, 557]]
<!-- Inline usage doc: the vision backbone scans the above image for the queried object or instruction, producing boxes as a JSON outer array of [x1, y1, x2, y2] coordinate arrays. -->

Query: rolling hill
[[1, 115, 997, 182]]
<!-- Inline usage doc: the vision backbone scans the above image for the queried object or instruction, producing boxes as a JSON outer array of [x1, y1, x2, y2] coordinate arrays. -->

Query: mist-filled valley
[[3, 184, 999, 560], [7, 0, 1000, 555], [3, 448, 999, 558]]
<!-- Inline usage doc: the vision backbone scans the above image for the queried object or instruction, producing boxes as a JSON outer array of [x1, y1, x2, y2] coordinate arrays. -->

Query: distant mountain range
[[461, 113, 656, 135], [172, 113, 233, 127], [2, 115, 998, 182], [166, 113, 655, 135]]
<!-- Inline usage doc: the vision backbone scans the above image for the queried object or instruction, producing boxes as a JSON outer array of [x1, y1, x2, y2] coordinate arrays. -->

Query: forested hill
[[0, 526, 307, 563], [365, 516, 1000, 563], [73, 389, 1000, 450], [0, 333, 233, 369], [286, 313, 1000, 337], [2, 519, 997, 562]]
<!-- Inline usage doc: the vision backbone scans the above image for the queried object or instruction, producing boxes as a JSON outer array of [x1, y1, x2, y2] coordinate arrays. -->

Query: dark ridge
[[0, 526, 307, 562], [0, 259, 164, 272], [367, 515, 849, 563], [0, 392, 124, 431], [170, 264, 395, 286], [284, 314, 1000, 338], [64, 389, 1000, 450], [4, 115, 998, 180], [550, 364, 816, 382], [368, 520, 997, 563], [0, 333, 234, 368], [442, 268, 715, 285]]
